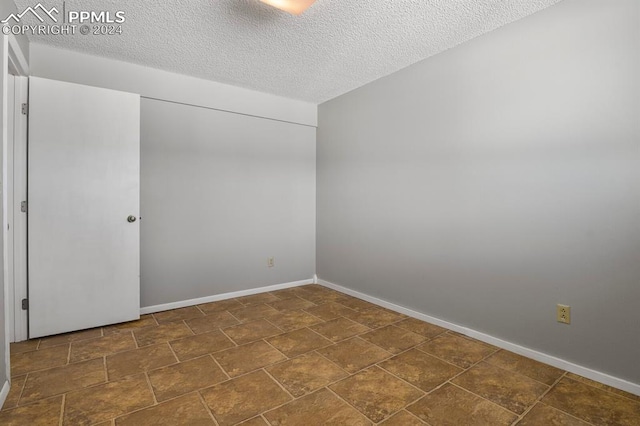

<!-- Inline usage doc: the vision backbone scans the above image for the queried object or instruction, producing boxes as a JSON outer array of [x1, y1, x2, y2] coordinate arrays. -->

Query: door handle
[[127, 215, 137, 223]]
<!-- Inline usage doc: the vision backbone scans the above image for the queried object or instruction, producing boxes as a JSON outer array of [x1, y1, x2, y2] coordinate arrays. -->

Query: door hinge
[[21, 201, 27, 213], [21, 103, 28, 115], [21, 298, 29, 310]]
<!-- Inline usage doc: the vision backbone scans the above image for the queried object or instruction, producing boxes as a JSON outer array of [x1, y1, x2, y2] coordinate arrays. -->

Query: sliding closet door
[[28, 77, 141, 338]]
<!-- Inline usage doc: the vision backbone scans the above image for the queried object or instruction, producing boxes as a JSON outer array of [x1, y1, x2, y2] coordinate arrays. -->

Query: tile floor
[[1, 284, 639, 425]]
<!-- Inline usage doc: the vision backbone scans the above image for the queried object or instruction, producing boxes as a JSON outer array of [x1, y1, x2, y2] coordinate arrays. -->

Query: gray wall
[[29, 46, 317, 309], [28, 44, 316, 127], [317, 0, 640, 384], [141, 99, 315, 307]]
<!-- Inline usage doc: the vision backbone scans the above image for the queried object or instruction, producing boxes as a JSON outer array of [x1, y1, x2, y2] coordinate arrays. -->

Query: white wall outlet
[[557, 304, 571, 324], [267, 257, 275, 268]]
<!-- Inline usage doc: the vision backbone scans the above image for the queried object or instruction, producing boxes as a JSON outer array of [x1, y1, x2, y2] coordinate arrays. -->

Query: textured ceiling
[[14, 0, 562, 103]]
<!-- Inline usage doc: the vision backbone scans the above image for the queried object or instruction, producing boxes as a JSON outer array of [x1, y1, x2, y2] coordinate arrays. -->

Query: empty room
[[0, 0, 638, 424]]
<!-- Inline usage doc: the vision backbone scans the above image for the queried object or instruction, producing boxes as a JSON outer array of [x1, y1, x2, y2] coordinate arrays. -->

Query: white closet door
[[28, 77, 140, 338]]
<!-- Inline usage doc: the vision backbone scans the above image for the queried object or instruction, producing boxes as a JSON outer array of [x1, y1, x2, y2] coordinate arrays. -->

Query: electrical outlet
[[557, 304, 571, 324], [267, 257, 275, 268]]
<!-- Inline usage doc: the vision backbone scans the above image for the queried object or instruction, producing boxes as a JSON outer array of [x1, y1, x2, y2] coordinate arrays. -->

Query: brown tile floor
[[1, 284, 639, 425]]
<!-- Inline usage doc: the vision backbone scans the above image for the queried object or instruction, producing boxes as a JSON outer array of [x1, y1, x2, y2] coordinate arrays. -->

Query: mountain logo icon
[[2, 3, 59, 23]]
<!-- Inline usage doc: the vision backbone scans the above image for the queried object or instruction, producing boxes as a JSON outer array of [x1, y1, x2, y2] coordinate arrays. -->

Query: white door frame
[[6, 74, 28, 343], [4, 34, 29, 347]]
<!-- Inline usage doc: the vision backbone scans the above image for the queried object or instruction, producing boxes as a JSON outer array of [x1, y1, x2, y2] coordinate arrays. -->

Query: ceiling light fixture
[[259, 0, 317, 15]]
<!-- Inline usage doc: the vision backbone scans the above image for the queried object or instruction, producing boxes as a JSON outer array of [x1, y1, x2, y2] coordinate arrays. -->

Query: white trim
[[318, 278, 640, 397], [1, 32, 11, 389], [140, 278, 314, 315], [5, 32, 29, 346], [5, 74, 14, 343], [7, 35, 28, 77], [9, 76, 27, 342], [0, 380, 10, 409]]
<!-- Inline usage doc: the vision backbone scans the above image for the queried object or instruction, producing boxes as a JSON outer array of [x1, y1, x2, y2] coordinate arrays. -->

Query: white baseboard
[[318, 279, 640, 397], [140, 278, 314, 315], [0, 380, 10, 410]]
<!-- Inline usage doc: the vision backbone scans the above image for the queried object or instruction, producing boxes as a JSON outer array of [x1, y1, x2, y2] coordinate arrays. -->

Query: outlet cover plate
[[557, 304, 571, 324]]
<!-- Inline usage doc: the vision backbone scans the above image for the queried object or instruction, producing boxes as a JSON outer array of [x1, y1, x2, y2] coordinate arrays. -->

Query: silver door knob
[[127, 215, 137, 223]]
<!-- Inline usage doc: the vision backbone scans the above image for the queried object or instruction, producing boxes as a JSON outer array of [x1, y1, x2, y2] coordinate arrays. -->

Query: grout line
[[482, 354, 566, 388], [376, 391, 427, 425], [303, 325, 337, 344], [447, 381, 522, 417], [380, 409, 428, 425], [410, 328, 448, 343], [15, 373, 29, 407], [299, 310, 326, 324], [209, 354, 231, 381], [113, 391, 208, 424], [139, 361, 182, 379], [103, 356, 109, 382], [16, 368, 109, 409], [260, 414, 272, 425], [165, 341, 181, 364], [262, 339, 291, 360], [358, 330, 427, 355], [375, 360, 442, 398], [261, 316, 287, 334], [10, 363, 66, 382], [205, 344, 301, 384], [262, 368, 296, 400], [534, 401, 597, 426], [311, 350, 350, 374], [182, 320, 195, 336], [562, 374, 640, 403], [196, 390, 220, 426], [312, 337, 389, 374], [405, 340, 511, 410], [265, 350, 308, 370], [325, 386, 377, 422], [217, 327, 238, 348], [58, 394, 65, 426], [143, 372, 159, 405], [415, 343, 500, 375], [267, 290, 289, 300], [182, 319, 199, 335], [225, 310, 243, 324], [217, 329, 240, 348], [244, 390, 297, 422], [217, 326, 242, 347], [510, 371, 568, 425], [370, 362, 427, 398], [130, 330, 139, 349], [441, 346, 501, 383], [28, 373, 147, 410]]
